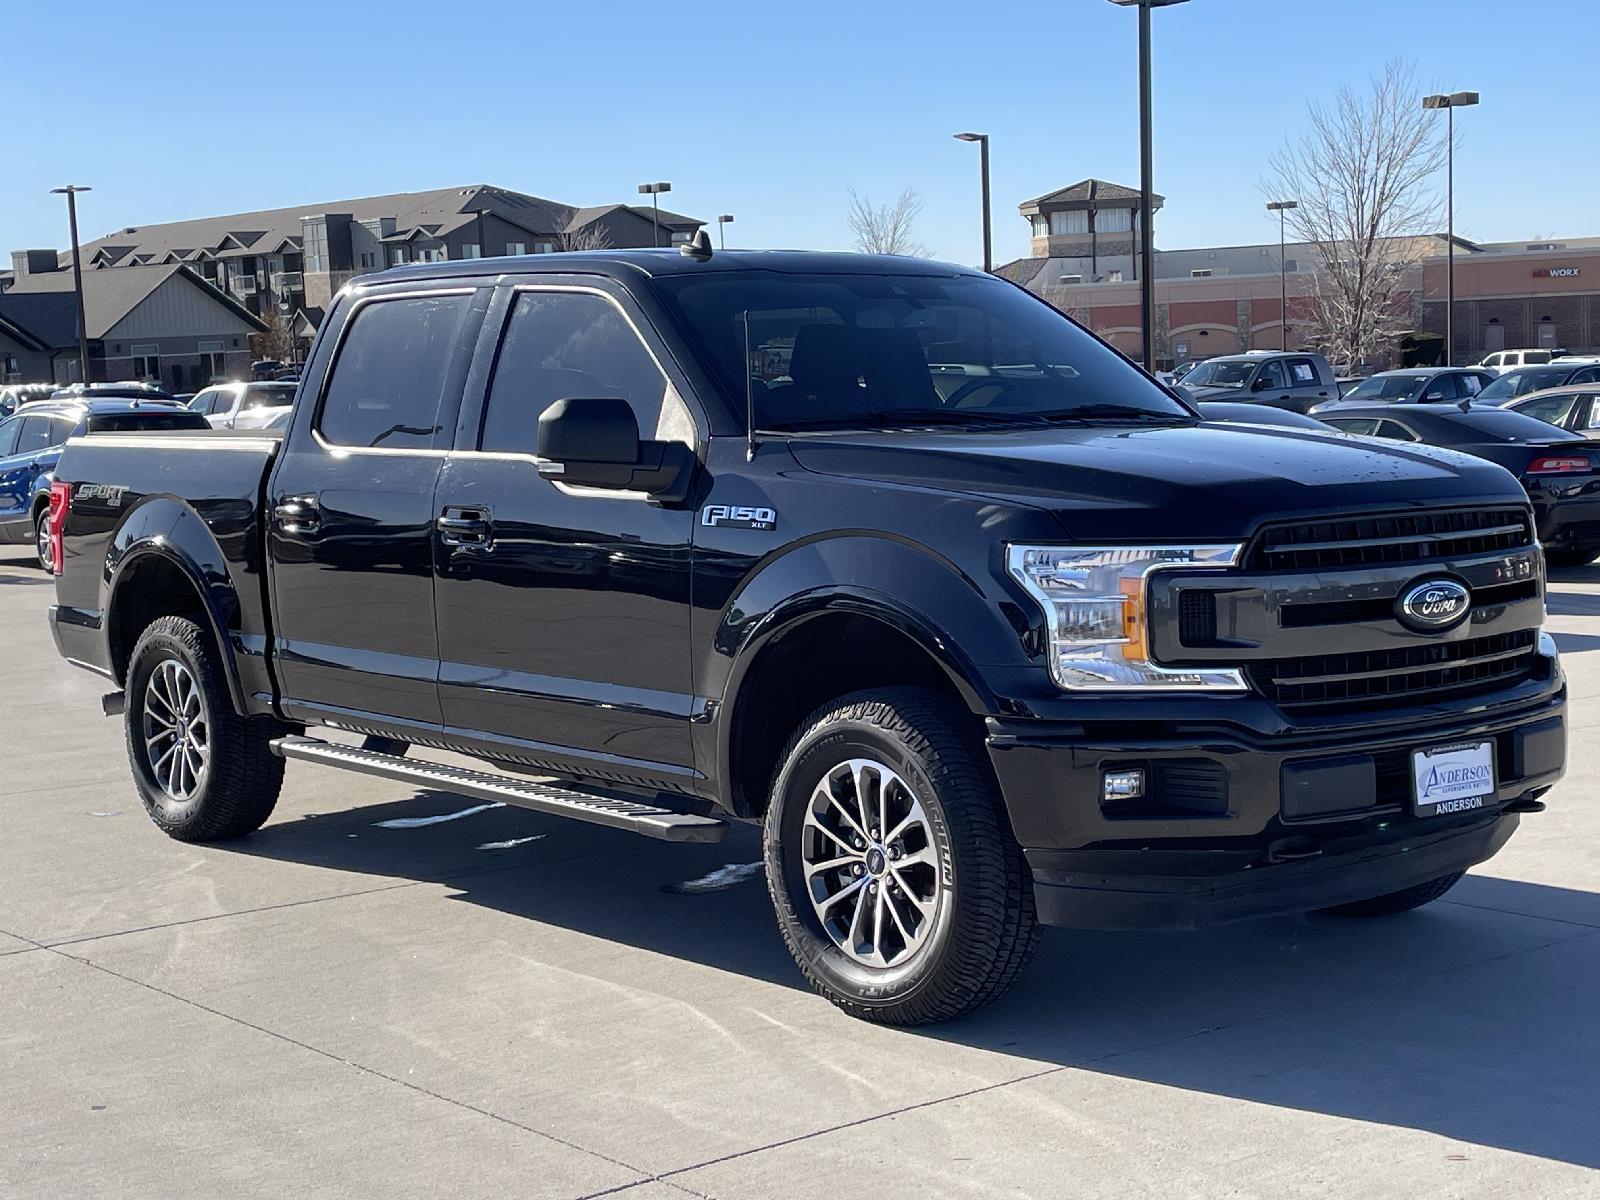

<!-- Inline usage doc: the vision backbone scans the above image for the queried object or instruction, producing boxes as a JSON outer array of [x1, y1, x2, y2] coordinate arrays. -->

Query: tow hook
[[1263, 836, 1323, 864], [1503, 796, 1547, 814]]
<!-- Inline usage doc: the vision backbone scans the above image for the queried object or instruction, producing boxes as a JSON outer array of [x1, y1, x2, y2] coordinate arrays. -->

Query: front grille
[[1249, 507, 1532, 571], [1247, 629, 1539, 711]]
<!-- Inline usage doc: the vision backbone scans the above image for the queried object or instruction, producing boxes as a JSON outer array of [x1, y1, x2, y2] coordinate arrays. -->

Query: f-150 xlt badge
[[701, 504, 777, 531], [76, 483, 128, 508]]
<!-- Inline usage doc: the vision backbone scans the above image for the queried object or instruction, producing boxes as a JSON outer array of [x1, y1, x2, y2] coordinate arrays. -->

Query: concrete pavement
[[1, 548, 1596, 1199]]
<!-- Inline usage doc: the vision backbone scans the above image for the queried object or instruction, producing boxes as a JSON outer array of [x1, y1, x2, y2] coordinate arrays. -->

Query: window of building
[[1106, 270, 1123, 283], [389, 248, 408, 266], [1058, 274, 1082, 285], [416, 247, 446, 263], [130, 344, 160, 379], [316, 294, 471, 450], [304, 222, 328, 273], [198, 340, 225, 381], [1538, 320, 1558, 349], [1097, 208, 1133, 233], [535, 242, 555, 254], [479, 291, 677, 454], [1049, 210, 1089, 236], [462, 244, 482, 260], [1191, 268, 1213, 278], [359, 251, 377, 270], [1, 354, 17, 380], [1030, 215, 1049, 238], [506, 242, 527, 256]]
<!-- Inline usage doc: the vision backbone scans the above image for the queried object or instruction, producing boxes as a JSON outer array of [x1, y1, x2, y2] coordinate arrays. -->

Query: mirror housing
[[1250, 376, 1269, 392], [536, 396, 693, 502]]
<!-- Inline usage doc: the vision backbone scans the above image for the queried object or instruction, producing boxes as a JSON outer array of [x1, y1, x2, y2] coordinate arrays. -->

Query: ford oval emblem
[[1397, 578, 1471, 632]]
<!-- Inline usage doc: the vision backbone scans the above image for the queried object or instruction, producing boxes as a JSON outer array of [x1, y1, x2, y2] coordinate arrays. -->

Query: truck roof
[[372, 248, 986, 285]]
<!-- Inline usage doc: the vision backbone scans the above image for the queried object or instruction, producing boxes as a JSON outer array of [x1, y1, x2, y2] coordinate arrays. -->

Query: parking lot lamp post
[[1267, 200, 1298, 350], [717, 214, 734, 250], [1109, 0, 1189, 371], [50, 185, 93, 384], [953, 133, 992, 272], [638, 182, 672, 248], [1423, 91, 1479, 366]]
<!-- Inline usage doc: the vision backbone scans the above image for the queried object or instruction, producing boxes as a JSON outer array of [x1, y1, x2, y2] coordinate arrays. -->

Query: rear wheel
[[763, 687, 1040, 1025], [1322, 871, 1465, 917], [33, 506, 51, 572], [125, 615, 285, 841]]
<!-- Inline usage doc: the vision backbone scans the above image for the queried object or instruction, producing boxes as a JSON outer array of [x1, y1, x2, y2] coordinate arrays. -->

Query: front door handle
[[272, 495, 320, 534], [437, 505, 492, 550]]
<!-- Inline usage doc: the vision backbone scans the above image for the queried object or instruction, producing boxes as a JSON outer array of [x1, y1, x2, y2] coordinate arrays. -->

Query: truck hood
[[786, 423, 1526, 541]]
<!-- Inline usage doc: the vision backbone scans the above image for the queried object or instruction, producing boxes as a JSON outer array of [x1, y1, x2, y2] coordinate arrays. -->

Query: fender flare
[[102, 499, 249, 714]]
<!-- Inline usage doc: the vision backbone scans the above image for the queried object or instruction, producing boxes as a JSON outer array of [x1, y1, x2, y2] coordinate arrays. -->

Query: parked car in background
[[1169, 360, 1202, 383], [1335, 377, 1363, 397], [1309, 367, 1495, 414], [0, 399, 209, 569], [187, 381, 299, 428], [51, 383, 180, 403], [1477, 361, 1600, 405], [231, 405, 293, 431], [1479, 349, 1555, 375], [0, 384, 56, 418], [1318, 403, 1600, 565], [1176, 350, 1338, 412], [1503, 384, 1600, 439], [1194, 402, 1333, 431]]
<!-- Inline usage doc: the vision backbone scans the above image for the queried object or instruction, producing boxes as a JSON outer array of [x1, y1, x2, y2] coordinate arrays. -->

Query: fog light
[[1103, 769, 1146, 802]]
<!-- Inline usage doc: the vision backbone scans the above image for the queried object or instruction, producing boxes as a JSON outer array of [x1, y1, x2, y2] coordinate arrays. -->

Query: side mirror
[[536, 396, 693, 502], [1251, 377, 1269, 392], [1423, 390, 1446, 402]]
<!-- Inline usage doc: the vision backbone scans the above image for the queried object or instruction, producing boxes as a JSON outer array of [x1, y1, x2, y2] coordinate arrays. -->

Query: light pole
[[1109, 0, 1188, 370], [638, 182, 672, 248], [1266, 199, 1298, 350], [717, 214, 734, 250], [50, 185, 93, 384], [953, 132, 992, 272], [1423, 91, 1478, 366]]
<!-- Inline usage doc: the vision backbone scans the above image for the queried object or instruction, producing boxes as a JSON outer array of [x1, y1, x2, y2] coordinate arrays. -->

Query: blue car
[[0, 398, 207, 569]]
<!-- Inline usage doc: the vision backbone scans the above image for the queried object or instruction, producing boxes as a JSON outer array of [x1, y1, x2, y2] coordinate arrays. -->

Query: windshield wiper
[[769, 411, 1052, 432], [1032, 404, 1194, 424]]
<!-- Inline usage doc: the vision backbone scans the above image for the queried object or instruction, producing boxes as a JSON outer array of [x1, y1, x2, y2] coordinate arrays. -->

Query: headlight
[[1006, 544, 1247, 691]]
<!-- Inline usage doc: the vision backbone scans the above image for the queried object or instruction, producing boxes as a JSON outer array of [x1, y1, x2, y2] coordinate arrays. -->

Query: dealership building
[[998, 178, 1600, 367]]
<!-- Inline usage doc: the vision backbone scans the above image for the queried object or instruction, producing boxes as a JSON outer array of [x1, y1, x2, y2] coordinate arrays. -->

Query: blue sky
[[6, 0, 1595, 268]]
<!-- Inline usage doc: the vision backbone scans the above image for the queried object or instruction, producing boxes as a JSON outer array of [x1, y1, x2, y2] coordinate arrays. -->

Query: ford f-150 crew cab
[[46, 248, 1567, 1025]]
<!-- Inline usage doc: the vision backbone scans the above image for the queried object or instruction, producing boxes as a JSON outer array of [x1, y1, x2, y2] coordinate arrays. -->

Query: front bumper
[[987, 653, 1565, 931]]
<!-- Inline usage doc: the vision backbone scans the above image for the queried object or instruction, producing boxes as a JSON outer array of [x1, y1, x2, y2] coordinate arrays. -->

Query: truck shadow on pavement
[[232, 789, 1600, 1170]]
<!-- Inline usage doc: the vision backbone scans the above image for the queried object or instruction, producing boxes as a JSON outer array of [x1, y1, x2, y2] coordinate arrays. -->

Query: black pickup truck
[[47, 248, 1566, 1025]]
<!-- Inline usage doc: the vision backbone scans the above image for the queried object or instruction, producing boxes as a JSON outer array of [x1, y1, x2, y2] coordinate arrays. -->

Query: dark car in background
[[1477, 361, 1600, 406], [1195, 402, 1332, 431], [1177, 351, 1339, 412], [0, 399, 209, 569], [1309, 367, 1495, 414], [1503, 384, 1600, 439], [1319, 403, 1600, 565], [0, 384, 56, 418]]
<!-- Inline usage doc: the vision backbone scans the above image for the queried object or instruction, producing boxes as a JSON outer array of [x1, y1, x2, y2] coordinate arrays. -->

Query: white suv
[[1479, 349, 1554, 375], [188, 381, 299, 428]]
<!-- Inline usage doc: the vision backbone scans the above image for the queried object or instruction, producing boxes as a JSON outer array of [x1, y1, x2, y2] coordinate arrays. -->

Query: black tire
[[33, 505, 51, 572], [124, 615, 285, 841], [763, 687, 1040, 1025], [1322, 870, 1465, 917]]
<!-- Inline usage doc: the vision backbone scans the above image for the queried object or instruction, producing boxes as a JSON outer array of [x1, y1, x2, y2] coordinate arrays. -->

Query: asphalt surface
[[2, 547, 1597, 1199]]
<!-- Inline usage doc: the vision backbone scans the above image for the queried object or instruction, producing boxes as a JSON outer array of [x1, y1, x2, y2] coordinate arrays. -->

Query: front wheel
[[125, 615, 285, 841], [1322, 871, 1465, 917], [763, 687, 1040, 1025]]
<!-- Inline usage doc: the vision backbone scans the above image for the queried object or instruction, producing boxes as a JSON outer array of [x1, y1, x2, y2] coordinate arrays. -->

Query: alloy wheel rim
[[801, 757, 942, 968], [142, 659, 208, 803], [36, 514, 50, 570]]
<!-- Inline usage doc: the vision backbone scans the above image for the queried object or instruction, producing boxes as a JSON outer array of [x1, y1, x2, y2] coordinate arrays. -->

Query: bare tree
[[1264, 60, 1445, 368], [846, 187, 931, 258], [252, 310, 297, 362], [551, 222, 613, 252]]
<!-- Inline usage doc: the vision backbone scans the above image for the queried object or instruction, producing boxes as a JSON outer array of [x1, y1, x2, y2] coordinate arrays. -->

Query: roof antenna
[[744, 309, 759, 461], [680, 228, 713, 262]]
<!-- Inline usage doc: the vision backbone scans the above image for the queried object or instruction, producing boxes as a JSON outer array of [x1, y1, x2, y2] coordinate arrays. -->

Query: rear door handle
[[437, 505, 492, 550], [272, 495, 320, 534]]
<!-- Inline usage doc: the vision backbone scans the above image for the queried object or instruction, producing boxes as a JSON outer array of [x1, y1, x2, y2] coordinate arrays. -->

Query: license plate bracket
[[1412, 741, 1496, 817]]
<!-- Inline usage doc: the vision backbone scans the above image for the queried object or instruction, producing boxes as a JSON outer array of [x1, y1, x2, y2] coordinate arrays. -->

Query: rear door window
[[1327, 418, 1382, 436], [14, 415, 54, 455], [1569, 366, 1600, 385], [1516, 393, 1580, 426], [317, 293, 472, 450], [1376, 419, 1421, 441], [1286, 358, 1320, 387]]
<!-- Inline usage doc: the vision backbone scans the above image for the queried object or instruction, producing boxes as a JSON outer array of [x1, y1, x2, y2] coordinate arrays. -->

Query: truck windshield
[[650, 271, 1192, 430], [1180, 360, 1255, 389]]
